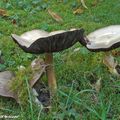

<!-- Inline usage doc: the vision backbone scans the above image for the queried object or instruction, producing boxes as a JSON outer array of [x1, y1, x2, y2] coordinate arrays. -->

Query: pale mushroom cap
[[12, 30, 49, 48], [11, 28, 85, 54], [21, 29, 49, 40], [49, 30, 66, 36], [12, 29, 76, 48], [86, 25, 120, 50]]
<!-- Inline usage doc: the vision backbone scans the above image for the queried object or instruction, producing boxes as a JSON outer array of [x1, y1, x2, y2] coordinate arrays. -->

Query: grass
[[0, 0, 120, 119]]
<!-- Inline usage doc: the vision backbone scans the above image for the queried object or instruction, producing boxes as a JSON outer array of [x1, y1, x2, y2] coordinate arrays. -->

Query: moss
[[10, 66, 33, 106]]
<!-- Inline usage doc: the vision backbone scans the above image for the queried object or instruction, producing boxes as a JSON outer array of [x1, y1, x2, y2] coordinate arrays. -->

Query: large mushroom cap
[[11, 29, 85, 54], [86, 25, 120, 51]]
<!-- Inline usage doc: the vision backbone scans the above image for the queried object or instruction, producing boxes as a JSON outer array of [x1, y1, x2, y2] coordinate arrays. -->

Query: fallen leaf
[[0, 71, 18, 100], [94, 78, 101, 93], [103, 55, 117, 70], [0, 9, 8, 16], [73, 8, 84, 14], [48, 9, 63, 23], [112, 50, 120, 57], [103, 55, 120, 75], [0, 58, 50, 106], [81, 0, 88, 9], [29, 58, 46, 87], [0, 58, 45, 103], [88, 73, 102, 93], [12, 19, 17, 25], [90, 78, 101, 93]]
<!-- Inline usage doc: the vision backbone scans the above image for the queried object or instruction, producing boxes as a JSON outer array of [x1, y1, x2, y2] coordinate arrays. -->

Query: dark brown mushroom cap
[[85, 25, 120, 52], [11, 29, 85, 54]]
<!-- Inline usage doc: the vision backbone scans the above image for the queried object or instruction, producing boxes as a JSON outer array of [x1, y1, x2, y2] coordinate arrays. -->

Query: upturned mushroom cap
[[11, 29, 85, 54], [86, 25, 120, 51]]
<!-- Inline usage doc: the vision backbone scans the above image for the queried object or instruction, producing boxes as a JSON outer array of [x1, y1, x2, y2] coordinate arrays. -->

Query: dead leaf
[[0, 58, 49, 106], [0, 71, 18, 100], [81, 0, 88, 9], [12, 19, 17, 25], [90, 78, 101, 93], [94, 78, 101, 93], [103, 55, 120, 75], [0, 58, 45, 103], [103, 55, 117, 70], [112, 50, 120, 57], [88, 73, 102, 93], [48, 9, 63, 23], [0, 9, 8, 17], [29, 58, 46, 87], [73, 8, 84, 14]]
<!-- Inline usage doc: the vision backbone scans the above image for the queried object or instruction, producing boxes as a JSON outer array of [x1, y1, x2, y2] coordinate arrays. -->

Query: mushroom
[[84, 25, 120, 51], [11, 28, 85, 92], [82, 25, 120, 75]]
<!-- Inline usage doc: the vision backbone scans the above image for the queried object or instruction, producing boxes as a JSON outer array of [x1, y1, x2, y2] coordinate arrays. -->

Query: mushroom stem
[[45, 53, 57, 92]]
